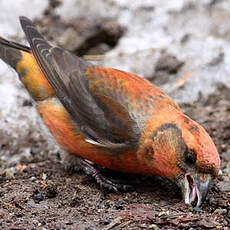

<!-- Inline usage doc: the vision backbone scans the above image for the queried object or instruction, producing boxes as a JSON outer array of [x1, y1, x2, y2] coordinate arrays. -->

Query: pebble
[[214, 209, 227, 215], [148, 224, 159, 230]]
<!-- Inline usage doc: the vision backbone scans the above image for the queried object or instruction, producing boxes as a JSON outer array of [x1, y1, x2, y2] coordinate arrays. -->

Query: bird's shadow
[[84, 167, 182, 203]]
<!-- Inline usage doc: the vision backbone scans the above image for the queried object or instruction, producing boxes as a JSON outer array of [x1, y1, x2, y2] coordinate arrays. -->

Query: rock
[[36, 16, 125, 56], [213, 209, 227, 215], [150, 53, 184, 86], [148, 224, 159, 230], [155, 53, 184, 74], [150, 71, 169, 85]]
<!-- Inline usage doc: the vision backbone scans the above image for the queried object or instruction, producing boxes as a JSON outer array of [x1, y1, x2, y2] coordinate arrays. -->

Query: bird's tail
[[0, 36, 31, 71]]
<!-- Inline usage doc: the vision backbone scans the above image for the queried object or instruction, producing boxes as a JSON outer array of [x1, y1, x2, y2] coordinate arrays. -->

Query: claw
[[66, 156, 134, 191]]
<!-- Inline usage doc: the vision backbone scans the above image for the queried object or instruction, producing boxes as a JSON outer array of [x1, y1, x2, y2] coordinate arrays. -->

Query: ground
[[0, 1, 230, 229]]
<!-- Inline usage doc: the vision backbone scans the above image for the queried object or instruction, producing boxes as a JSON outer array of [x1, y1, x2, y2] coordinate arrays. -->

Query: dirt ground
[[0, 2, 230, 230]]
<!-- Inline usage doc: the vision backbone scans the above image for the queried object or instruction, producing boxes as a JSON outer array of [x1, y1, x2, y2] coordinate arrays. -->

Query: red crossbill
[[0, 16, 220, 208]]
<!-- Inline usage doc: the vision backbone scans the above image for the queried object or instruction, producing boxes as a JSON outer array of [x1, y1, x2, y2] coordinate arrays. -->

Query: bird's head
[[141, 112, 220, 208]]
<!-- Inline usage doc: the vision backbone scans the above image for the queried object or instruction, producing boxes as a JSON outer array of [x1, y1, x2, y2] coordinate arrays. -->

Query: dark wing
[[19, 16, 140, 150]]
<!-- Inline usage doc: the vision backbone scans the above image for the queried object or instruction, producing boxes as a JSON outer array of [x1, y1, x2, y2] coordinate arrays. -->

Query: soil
[[0, 3, 230, 230]]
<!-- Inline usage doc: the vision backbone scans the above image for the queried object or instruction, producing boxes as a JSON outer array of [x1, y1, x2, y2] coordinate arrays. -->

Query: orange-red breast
[[0, 17, 220, 208]]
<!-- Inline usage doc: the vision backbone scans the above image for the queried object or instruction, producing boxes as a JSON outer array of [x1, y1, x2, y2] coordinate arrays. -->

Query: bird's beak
[[181, 173, 211, 208]]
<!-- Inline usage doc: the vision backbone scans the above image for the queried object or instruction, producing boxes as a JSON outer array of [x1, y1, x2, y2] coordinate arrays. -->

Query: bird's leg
[[79, 158, 134, 191], [63, 154, 133, 191]]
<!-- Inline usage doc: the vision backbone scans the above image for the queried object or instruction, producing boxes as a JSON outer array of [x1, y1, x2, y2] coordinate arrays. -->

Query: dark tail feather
[[0, 37, 31, 70]]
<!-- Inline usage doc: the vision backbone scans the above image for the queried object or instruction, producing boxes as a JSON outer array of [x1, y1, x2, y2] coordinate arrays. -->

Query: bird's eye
[[185, 149, 196, 164]]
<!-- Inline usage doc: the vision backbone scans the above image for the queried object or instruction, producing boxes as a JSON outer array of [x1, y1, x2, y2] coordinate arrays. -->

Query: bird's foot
[[77, 157, 134, 191], [64, 154, 133, 191]]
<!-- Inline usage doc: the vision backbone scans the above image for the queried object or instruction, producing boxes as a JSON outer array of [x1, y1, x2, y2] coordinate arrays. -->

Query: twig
[[118, 220, 132, 228], [168, 72, 192, 93], [103, 217, 123, 230]]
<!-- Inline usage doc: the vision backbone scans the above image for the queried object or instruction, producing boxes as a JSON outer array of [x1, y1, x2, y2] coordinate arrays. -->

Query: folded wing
[[20, 16, 140, 151]]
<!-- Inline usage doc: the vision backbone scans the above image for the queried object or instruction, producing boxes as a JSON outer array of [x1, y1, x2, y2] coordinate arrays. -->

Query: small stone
[[148, 224, 159, 230], [30, 176, 36, 182], [115, 201, 124, 210], [97, 203, 103, 209], [42, 173, 47, 180], [155, 53, 184, 74], [33, 193, 44, 203], [99, 217, 110, 225], [214, 209, 227, 215], [151, 71, 169, 85], [158, 210, 169, 217]]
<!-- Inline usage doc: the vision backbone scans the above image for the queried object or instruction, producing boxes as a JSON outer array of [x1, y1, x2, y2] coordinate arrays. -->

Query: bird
[[0, 16, 220, 208]]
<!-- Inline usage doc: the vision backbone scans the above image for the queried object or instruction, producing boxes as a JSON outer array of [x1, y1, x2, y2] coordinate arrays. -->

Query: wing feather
[[20, 16, 140, 150]]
